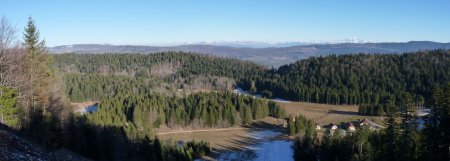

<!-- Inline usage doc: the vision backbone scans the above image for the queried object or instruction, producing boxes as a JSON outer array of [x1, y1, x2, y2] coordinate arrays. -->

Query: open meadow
[[278, 101, 384, 125], [155, 117, 287, 151]]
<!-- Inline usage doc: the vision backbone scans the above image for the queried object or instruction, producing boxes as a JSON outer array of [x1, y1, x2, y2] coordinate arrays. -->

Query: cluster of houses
[[316, 118, 385, 134]]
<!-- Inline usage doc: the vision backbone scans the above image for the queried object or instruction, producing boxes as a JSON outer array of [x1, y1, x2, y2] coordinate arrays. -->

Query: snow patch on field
[[216, 130, 293, 161], [233, 87, 291, 103], [252, 140, 293, 161], [271, 98, 291, 103], [248, 130, 280, 139]]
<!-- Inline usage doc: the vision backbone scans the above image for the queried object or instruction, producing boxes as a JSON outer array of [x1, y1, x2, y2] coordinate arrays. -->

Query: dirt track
[[157, 127, 248, 135]]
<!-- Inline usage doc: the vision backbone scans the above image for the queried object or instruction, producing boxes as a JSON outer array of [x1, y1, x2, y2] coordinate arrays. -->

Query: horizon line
[[48, 40, 450, 48]]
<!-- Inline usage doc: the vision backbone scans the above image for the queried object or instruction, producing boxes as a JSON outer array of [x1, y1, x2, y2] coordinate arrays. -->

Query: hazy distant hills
[[50, 41, 450, 67]]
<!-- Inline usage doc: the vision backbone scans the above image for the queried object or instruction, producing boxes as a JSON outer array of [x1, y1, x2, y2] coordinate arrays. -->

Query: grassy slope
[[279, 101, 384, 125]]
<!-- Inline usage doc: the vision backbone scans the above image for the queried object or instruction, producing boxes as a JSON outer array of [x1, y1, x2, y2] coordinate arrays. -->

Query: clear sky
[[1, 0, 450, 46]]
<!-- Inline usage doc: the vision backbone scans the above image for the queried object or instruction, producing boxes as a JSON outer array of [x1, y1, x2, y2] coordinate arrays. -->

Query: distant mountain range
[[50, 41, 450, 67]]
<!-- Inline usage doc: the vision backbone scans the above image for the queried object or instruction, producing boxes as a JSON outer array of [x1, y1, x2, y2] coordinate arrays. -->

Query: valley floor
[[155, 101, 385, 160], [279, 101, 384, 125], [233, 87, 384, 125], [155, 117, 288, 159]]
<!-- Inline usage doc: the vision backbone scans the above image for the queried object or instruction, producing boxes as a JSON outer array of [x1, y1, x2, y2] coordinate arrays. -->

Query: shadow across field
[[155, 117, 290, 160], [214, 134, 259, 151], [327, 110, 359, 116], [210, 128, 286, 160], [251, 120, 285, 129]]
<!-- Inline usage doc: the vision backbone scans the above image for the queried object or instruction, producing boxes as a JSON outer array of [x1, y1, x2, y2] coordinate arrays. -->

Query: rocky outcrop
[[0, 125, 51, 161], [0, 124, 91, 161]]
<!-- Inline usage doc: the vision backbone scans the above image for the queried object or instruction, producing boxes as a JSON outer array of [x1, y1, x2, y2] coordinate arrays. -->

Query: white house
[[329, 123, 338, 130], [316, 124, 322, 130], [360, 118, 385, 129], [346, 123, 356, 131]]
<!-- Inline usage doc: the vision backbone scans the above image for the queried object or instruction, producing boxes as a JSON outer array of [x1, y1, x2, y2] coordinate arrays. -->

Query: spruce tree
[[23, 17, 46, 55], [288, 115, 296, 136], [22, 16, 52, 112]]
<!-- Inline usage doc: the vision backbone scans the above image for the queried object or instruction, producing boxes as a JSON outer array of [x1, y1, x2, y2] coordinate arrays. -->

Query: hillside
[[50, 41, 450, 67], [53, 52, 266, 101], [252, 49, 450, 105], [54, 50, 450, 107], [53, 52, 265, 80], [0, 124, 90, 161], [0, 127, 51, 161]]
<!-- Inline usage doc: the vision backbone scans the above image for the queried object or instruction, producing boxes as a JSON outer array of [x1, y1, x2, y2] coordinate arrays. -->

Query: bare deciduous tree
[[0, 16, 16, 50], [0, 16, 17, 87]]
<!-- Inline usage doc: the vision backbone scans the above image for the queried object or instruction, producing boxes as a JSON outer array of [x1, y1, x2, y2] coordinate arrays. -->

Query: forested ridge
[[53, 52, 265, 81], [55, 52, 267, 102], [54, 49, 450, 108], [254, 50, 450, 106]]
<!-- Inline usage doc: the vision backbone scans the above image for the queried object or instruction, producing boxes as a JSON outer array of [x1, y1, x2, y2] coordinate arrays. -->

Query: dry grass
[[279, 101, 384, 125], [157, 126, 254, 151], [155, 102, 385, 156], [155, 117, 286, 151]]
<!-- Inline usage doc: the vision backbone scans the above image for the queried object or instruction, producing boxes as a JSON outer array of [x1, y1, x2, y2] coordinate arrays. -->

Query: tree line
[[87, 91, 285, 132], [357, 103, 396, 116], [288, 114, 316, 137], [64, 119, 212, 161]]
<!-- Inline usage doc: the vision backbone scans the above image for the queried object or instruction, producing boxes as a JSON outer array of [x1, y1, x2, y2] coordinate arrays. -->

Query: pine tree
[[422, 84, 450, 161], [396, 92, 422, 161], [243, 105, 253, 125], [23, 17, 45, 55], [288, 115, 296, 136], [0, 85, 19, 128]]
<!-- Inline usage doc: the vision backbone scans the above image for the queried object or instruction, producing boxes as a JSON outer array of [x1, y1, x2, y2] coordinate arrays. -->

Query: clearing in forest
[[278, 101, 384, 124]]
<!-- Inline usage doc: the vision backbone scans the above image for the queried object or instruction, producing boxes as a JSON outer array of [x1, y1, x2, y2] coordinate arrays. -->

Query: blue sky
[[1, 0, 450, 46]]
